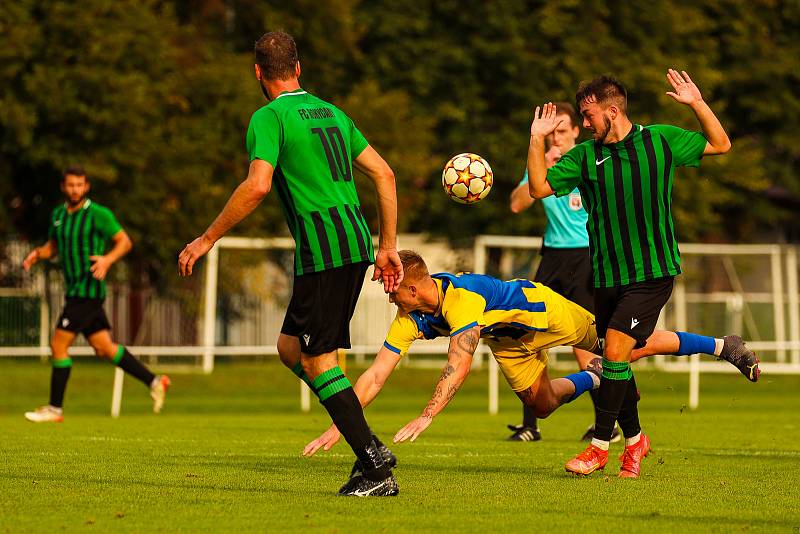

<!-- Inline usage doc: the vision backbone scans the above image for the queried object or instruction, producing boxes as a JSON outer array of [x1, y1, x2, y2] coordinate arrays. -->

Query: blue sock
[[564, 371, 595, 402], [675, 331, 716, 356]]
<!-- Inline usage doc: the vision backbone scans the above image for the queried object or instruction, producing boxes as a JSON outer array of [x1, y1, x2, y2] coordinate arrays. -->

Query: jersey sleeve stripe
[[383, 341, 401, 354], [451, 321, 479, 336]]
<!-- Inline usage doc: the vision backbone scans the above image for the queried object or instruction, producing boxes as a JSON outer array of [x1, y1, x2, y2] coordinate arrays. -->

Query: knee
[[94, 344, 117, 359], [49, 340, 63, 355], [603, 346, 630, 362], [277, 337, 298, 369]]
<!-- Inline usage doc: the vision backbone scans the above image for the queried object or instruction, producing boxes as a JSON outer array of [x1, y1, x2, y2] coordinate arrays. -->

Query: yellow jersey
[[383, 272, 577, 356]]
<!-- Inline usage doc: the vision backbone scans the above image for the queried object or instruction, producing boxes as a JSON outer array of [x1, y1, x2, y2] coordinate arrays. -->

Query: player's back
[[247, 90, 374, 274]]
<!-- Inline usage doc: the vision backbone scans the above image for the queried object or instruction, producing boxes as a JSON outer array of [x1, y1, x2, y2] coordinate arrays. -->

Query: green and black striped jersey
[[48, 199, 122, 298], [246, 88, 374, 276], [547, 124, 707, 288]]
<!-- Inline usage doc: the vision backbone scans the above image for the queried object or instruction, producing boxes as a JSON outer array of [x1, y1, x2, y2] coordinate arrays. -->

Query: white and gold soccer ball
[[441, 153, 493, 204]]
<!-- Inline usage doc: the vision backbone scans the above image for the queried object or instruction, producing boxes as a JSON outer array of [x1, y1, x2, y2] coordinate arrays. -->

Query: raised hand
[[530, 102, 564, 138], [666, 69, 703, 105]]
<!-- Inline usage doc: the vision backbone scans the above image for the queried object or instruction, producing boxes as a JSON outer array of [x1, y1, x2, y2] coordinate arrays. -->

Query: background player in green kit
[[178, 31, 404, 496], [527, 71, 757, 478], [507, 102, 620, 443], [22, 167, 171, 423]]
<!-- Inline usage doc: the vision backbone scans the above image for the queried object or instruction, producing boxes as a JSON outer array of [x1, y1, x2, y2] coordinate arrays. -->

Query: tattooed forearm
[[439, 364, 455, 382], [420, 327, 479, 418]]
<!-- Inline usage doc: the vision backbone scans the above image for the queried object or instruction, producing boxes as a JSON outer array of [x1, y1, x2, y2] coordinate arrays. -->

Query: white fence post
[[111, 367, 124, 418], [771, 246, 786, 363], [202, 244, 219, 374], [37, 271, 49, 362], [786, 246, 799, 364]]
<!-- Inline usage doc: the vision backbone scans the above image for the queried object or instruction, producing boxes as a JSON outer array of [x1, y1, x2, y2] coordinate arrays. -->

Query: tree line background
[[2, 0, 798, 291]]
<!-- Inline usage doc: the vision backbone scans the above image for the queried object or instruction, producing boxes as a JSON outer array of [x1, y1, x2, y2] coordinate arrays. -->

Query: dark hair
[[553, 101, 579, 128], [254, 31, 299, 81], [575, 75, 628, 113], [399, 250, 429, 281], [62, 165, 87, 181]]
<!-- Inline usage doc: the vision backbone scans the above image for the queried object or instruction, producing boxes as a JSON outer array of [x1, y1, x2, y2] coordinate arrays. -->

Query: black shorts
[[281, 261, 370, 355], [594, 277, 674, 349], [534, 247, 594, 312], [56, 298, 111, 336]]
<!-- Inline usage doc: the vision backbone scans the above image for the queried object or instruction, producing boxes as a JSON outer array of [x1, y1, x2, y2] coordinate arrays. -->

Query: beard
[[593, 116, 612, 143], [66, 192, 87, 207]]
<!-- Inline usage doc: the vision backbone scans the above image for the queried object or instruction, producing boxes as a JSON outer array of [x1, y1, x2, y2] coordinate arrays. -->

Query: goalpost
[[474, 235, 800, 411], [5, 234, 798, 416]]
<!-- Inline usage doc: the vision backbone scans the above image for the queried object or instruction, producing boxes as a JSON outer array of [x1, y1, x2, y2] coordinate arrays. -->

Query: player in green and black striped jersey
[[526, 71, 749, 478], [22, 167, 170, 423], [178, 31, 402, 496]]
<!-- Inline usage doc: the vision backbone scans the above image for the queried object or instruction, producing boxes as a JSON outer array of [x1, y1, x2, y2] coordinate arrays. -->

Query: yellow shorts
[[485, 298, 599, 392]]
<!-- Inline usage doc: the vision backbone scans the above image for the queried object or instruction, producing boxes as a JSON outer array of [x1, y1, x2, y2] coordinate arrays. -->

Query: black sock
[[321, 388, 389, 481], [617, 374, 642, 439], [114, 347, 156, 386], [595, 359, 632, 442], [49, 362, 72, 408], [522, 404, 538, 429], [589, 387, 601, 424]]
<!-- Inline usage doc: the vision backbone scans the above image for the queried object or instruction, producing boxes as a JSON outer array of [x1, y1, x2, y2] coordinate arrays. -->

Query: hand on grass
[[302, 425, 342, 457], [393, 415, 433, 443]]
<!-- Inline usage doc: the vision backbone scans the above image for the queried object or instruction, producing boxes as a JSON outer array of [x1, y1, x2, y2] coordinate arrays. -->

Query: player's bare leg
[[25, 329, 76, 422], [631, 330, 759, 382], [278, 333, 312, 387], [88, 330, 169, 413], [514, 359, 601, 420]]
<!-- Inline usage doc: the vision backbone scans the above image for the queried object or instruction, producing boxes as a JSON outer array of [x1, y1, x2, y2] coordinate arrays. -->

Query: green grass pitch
[[2, 358, 799, 532]]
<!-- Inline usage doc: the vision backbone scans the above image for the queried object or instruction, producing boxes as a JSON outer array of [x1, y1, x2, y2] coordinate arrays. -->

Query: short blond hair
[[399, 250, 429, 282]]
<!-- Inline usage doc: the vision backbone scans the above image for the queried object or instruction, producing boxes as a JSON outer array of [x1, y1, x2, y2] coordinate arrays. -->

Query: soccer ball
[[441, 153, 493, 204]]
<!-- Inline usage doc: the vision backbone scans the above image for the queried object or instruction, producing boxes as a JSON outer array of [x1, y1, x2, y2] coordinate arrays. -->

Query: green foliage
[[1, 0, 797, 292]]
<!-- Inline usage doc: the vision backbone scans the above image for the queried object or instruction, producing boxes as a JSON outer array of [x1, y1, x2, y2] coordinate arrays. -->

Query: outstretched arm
[[527, 103, 563, 199], [665, 69, 731, 156], [178, 159, 274, 276], [393, 325, 480, 443], [353, 146, 403, 293], [303, 346, 401, 456], [22, 240, 56, 272]]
